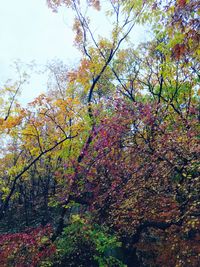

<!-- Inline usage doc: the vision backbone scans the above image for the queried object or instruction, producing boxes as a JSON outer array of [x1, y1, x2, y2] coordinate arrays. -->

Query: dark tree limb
[[0, 134, 77, 220]]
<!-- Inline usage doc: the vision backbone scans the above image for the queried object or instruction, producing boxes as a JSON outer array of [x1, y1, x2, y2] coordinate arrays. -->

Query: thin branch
[[0, 134, 77, 219]]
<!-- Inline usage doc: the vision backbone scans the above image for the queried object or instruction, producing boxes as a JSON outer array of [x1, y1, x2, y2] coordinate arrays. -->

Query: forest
[[0, 0, 199, 266]]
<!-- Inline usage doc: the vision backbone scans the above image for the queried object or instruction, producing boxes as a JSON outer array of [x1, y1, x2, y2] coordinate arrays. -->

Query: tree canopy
[[0, 1, 199, 266]]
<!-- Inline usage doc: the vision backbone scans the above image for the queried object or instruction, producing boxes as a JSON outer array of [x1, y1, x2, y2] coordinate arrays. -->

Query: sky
[[0, 0, 150, 105], [0, 0, 80, 103]]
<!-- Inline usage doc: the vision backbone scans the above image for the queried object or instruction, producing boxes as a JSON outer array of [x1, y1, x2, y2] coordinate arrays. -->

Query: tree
[[0, 0, 199, 266]]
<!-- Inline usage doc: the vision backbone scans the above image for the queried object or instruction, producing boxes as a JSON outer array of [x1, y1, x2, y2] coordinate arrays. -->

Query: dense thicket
[[0, 1, 199, 266]]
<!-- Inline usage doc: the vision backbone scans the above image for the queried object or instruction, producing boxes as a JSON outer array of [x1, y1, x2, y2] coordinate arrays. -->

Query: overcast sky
[[0, 0, 150, 104], [0, 0, 80, 103]]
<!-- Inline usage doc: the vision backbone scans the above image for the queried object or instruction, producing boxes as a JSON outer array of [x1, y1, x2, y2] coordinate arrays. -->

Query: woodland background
[[0, 0, 199, 266]]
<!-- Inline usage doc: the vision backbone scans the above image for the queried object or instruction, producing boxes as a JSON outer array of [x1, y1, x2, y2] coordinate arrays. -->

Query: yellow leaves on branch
[[47, 0, 72, 12], [47, 0, 100, 11], [87, 0, 100, 11], [17, 94, 87, 162], [73, 18, 83, 48], [0, 113, 25, 134]]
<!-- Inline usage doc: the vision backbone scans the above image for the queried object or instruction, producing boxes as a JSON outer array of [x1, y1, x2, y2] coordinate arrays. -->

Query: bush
[[55, 214, 126, 267]]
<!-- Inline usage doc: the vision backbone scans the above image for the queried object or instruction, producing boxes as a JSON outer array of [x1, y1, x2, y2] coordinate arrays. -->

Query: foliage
[[55, 214, 125, 267], [84, 99, 199, 266], [0, 0, 199, 266], [0, 225, 55, 267]]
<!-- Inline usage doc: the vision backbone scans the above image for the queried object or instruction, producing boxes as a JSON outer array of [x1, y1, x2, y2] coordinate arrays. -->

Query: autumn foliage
[[0, 225, 55, 267], [0, 0, 199, 266]]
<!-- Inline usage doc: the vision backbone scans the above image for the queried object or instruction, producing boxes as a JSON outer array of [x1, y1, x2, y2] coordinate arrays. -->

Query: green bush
[[55, 214, 126, 267]]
